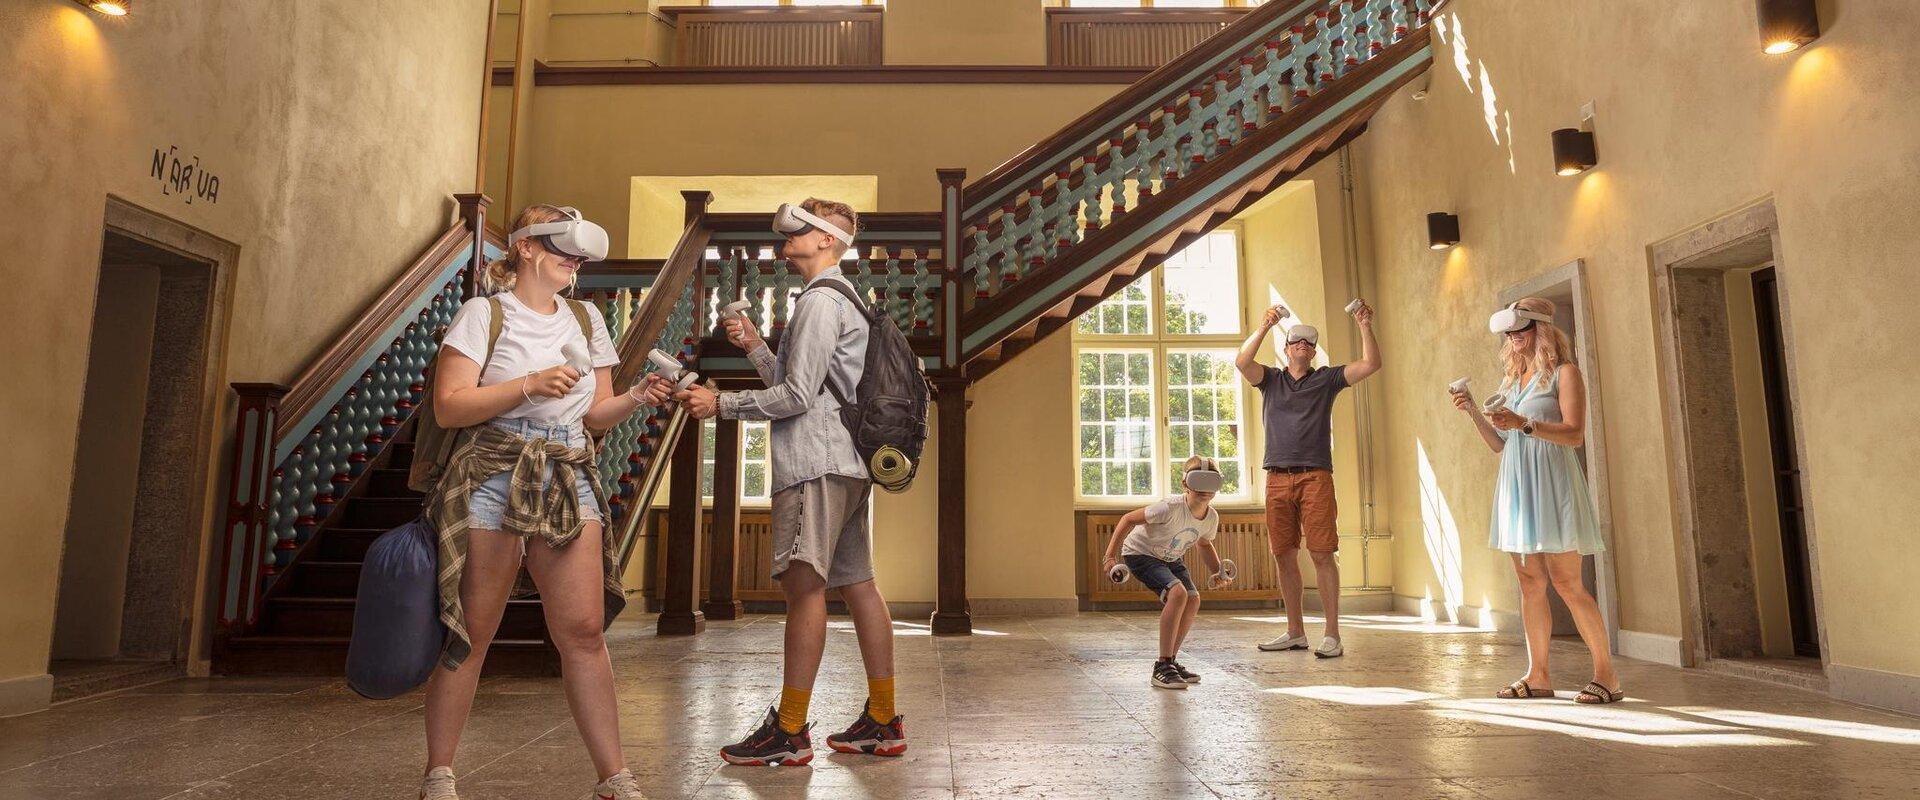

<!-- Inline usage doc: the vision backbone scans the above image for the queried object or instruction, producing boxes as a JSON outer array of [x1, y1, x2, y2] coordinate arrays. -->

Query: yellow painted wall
[[884, 0, 1047, 65], [968, 334, 1079, 600], [1, 0, 487, 709], [626, 175, 881, 258], [1362, 0, 1920, 679]]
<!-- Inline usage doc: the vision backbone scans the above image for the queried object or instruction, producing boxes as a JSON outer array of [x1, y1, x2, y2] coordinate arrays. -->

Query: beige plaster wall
[[884, 0, 1048, 65], [1361, 0, 1920, 677], [1, 0, 487, 703]]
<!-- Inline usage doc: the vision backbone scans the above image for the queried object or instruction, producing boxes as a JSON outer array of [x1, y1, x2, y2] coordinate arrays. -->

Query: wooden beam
[[702, 416, 744, 621], [931, 376, 971, 635], [658, 414, 707, 635]]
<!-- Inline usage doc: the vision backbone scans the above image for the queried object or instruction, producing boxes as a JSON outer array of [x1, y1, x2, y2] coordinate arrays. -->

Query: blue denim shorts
[[468, 418, 601, 533], [1124, 553, 1195, 602]]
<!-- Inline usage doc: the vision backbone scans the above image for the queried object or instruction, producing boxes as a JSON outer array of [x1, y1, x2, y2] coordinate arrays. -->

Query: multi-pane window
[[1073, 229, 1247, 503], [700, 421, 773, 505]]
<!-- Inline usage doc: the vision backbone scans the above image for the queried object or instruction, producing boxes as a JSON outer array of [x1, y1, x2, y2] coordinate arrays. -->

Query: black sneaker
[[1152, 660, 1188, 690], [1169, 660, 1201, 684], [720, 707, 814, 766], [825, 701, 908, 756]]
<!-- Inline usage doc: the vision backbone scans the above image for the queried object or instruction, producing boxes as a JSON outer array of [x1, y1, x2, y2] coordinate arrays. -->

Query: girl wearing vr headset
[[1449, 296, 1620, 705], [417, 204, 654, 800], [1100, 456, 1235, 689]]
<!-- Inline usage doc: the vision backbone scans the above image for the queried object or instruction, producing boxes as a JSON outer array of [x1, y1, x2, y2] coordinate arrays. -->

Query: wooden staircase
[[218, 439, 564, 675]]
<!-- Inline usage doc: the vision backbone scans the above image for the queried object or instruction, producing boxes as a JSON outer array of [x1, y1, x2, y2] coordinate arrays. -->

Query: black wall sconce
[[74, 0, 131, 15], [1427, 212, 1460, 250], [1552, 128, 1598, 176], [1758, 0, 1820, 54]]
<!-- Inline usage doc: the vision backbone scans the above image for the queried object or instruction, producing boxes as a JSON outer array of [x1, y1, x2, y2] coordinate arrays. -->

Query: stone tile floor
[[4, 611, 1918, 799]]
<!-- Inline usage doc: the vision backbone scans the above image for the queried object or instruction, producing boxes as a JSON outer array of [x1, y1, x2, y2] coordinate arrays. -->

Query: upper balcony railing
[[1047, 7, 1253, 68], [661, 5, 884, 67]]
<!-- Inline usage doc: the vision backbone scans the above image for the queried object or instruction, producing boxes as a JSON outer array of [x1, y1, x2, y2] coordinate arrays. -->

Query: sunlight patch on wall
[[1416, 439, 1466, 623]]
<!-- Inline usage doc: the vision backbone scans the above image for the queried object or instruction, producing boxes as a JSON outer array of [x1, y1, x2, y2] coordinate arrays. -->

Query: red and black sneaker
[[719, 707, 814, 766], [825, 702, 907, 757]]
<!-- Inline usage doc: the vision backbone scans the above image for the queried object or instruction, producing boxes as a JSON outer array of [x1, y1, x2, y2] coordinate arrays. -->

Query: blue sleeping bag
[[345, 518, 445, 699]]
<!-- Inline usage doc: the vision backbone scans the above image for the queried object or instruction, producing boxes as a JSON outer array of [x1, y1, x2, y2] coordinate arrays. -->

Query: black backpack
[[807, 279, 931, 493]]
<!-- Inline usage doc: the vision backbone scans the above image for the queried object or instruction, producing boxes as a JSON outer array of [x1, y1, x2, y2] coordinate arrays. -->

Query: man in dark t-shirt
[[1235, 302, 1380, 659]]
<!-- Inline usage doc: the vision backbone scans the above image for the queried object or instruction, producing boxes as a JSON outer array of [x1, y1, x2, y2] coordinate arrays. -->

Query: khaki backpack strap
[[485, 296, 504, 367], [565, 298, 595, 345]]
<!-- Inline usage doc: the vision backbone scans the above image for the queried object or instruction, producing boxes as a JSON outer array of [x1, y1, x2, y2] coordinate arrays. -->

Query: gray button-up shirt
[[718, 268, 869, 493]]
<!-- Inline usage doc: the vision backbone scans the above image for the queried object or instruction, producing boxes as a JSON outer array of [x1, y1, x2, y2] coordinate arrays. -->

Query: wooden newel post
[[217, 382, 289, 628], [931, 375, 972, 635], [703, 414, 745, 621], [658, 414, 708, 635], [456, 193, 492, 300], [936, 168, 967, 368]]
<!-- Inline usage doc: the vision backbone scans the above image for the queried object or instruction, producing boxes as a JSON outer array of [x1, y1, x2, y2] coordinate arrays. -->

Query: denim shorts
[[1124, 553, 1195, 602], [467, 418, 601, 533]]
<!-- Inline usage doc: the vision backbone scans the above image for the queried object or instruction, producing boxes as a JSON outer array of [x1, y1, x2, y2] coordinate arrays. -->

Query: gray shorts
[[770, 473, 873, 588]]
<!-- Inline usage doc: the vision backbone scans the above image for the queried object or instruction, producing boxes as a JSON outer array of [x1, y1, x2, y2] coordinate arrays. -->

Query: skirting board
[[1391, 594, 1520, 632], [969, 598, 1079, 616], [1829, 663, 1920, 717], [1616, 629, 1687, 667], [0, 672, 52, 718], [1303, 591, 1396, 614]]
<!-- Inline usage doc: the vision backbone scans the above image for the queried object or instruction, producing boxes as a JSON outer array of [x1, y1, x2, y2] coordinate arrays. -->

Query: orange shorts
[[1265, 468, 1338, 553]]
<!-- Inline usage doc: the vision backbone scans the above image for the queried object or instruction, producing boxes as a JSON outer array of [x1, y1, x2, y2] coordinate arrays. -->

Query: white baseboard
[[1616, 629, 1687, 667], [1303, 591, 1396, 614], [969, 598, 1078, 616], [1389, 594, 1518, 632], [1829, 663, 1920, 717], [0, 672, 52, 718]]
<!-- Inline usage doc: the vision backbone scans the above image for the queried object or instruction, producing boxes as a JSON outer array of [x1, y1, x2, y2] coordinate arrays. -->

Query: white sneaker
[[420, 766, 458, 800], [1315, 636, 1344, 659], [1258, 632, 1311, 651], [592, 768, 648, 800]]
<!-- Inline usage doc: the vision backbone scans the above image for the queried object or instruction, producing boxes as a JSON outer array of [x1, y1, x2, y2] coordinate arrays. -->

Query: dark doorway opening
[[1751, 267, 1819, 659]]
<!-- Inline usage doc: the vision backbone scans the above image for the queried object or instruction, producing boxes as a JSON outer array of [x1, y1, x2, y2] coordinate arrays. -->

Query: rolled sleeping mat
[[870, 445, 915, 494]]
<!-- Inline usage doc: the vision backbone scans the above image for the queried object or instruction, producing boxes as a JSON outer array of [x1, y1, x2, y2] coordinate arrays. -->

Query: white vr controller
[[1108, 562, 1131, 584], [1448, 376, 1471, 396], [648, 349, 700, 391], [1481, 392, 1508, 414], [720, 300, 751, 321], [1345, 298, 1366, 316], [1211, 558, 1237, 589]]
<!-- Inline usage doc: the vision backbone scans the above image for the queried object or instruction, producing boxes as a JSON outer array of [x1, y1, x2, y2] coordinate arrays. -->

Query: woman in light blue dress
[[1450, 297, 1621, 705]]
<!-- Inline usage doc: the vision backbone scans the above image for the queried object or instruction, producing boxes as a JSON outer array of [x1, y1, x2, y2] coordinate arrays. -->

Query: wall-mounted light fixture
[[1757, 0, 1819, 54], [1427, 212, 1460, 250], [74, 0, 131, 15], [1552, 128, 1598, 176]]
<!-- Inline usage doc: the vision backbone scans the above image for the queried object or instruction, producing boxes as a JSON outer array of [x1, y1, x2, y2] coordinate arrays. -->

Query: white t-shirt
[[1121, 495, 1219, 562], [440, 292, 621, 425]]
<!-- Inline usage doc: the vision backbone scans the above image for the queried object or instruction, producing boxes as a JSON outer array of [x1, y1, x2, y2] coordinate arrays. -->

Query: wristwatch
[[1521, 418, 1537, 436]]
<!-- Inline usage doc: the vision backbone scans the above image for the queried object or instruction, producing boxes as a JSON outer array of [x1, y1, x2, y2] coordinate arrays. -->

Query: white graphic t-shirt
[[440, 292, 620, 425], [1120, 495, 1219, 562]]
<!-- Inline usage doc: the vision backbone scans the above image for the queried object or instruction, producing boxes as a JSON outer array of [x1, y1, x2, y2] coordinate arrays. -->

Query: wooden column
[[658, 414, 707, 635], [455, 193, 491, 300], [702, 415, 745, 621], [931, 375, 972, 635]]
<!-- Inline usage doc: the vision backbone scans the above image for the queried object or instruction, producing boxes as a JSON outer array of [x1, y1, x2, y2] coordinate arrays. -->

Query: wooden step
[[342, 497, 427, 529], [279, 560, 364, 598], [388, 442, 415, 469], [217, 635, 559, 677], [260, 596, 551, 639], [366, 468, 422, 498], [315, 528, 385, 561]]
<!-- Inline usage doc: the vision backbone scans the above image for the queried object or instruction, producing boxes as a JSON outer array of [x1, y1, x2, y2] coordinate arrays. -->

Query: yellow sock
[[777, 685, 811, 735], [867, 676, 896, 722]]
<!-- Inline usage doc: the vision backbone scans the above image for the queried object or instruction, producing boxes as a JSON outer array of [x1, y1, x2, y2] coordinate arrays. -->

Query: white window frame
[[1071, 226, 1252, 507]]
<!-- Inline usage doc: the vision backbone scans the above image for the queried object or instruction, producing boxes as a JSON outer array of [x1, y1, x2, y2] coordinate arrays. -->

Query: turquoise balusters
[[1078, 155, 1105, 235], [770, 248, 792, 332], [966, 225, 992, 300], [1389, 0, 1411, 41], [910, 253, 933, 332], [883, 249, 907, 328]]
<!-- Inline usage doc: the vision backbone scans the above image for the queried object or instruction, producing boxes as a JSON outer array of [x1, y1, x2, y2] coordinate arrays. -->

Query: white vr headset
[[1284, 324, 1320, 346], [1488, 302, 1554, 334], [1184, 469, 1224, 493], [508, 207, 609, 262], [772, 203, 855, 246]]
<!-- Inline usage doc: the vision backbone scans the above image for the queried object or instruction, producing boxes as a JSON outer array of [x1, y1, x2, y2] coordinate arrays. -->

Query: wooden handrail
[[612, 192, 714, 391], [274, 220, 473, 442], [963, 0, 1331, 217]]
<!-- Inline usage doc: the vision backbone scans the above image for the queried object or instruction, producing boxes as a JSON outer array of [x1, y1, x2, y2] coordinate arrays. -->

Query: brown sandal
[[1495, 679, 1554, 699], [1575, 681, 1625, 704]]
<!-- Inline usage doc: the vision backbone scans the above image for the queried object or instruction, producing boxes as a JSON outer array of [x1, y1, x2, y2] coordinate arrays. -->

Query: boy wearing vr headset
[[1235, 301, 1380, 659], [1101, 456, 1234, 689], [645, 198, 905, 766]]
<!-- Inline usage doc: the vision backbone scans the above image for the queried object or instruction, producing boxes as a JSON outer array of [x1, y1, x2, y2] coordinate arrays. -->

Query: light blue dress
[[1488, 368, 1605, 556]]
